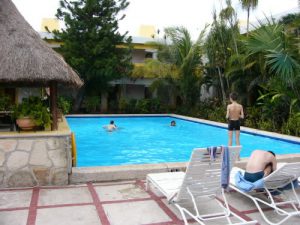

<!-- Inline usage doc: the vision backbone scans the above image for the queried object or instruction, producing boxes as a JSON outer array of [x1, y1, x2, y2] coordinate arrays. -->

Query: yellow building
[[138, 25, 156, 38], [40, 18, 59, 32]]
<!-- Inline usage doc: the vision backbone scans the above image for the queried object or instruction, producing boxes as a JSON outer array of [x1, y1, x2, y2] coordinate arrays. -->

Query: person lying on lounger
[[244, 150, 277, 183]]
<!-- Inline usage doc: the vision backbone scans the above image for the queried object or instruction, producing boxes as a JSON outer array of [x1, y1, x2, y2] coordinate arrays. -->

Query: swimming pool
[[67, 116, 300, 167]]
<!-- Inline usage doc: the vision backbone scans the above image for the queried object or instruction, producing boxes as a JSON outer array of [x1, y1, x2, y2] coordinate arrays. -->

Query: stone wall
[[0, 134, 72, 188]]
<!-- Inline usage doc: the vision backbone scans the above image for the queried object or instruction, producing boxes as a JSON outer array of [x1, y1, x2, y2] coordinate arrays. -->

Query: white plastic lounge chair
[[230, 162, 300, 225], [146, 146, 256, 225]]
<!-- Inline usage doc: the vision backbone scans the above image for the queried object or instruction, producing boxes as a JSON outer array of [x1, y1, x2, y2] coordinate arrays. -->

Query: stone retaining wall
[[0, 134, 72, 188]]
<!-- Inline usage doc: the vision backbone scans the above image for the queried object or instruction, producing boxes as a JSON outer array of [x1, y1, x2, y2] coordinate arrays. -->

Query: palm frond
[[265, 50, 299, 83]]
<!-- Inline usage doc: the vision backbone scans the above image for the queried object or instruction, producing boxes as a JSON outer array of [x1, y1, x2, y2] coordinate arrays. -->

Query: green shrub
[[108, 100, 118, 112], [206, 107, 225, 123], [118, 98, 127, 113], [0, 94, 12, 111], [148, 98, 161, 113], [127, 99, 137, 113], [244, 107, 261, 129], [244, 118, 257, 129], [281, 114, 300, 136], [257, 119, 274, 132], [135, 99, 150, 113], [85, 96, 100, 113], [175, 106, 191, 116], [57, 96, 72, 114]]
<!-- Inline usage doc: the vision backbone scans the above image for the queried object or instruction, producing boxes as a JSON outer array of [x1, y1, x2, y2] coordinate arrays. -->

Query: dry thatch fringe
[[0, 0, 83, 88]]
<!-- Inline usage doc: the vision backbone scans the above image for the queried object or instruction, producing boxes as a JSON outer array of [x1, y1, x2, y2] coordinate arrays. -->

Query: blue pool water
[[67, 116, 300, 167]]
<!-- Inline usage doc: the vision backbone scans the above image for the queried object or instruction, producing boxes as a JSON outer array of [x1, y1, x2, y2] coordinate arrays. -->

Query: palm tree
[[205, 11, 236, 106], [131, 58, 180, 108], [245, 19, 300, 90], [242, 18, 300, 130], [157, 26, 207, 107], [220, 0, 240, 54], [240, 0, 259, 35]]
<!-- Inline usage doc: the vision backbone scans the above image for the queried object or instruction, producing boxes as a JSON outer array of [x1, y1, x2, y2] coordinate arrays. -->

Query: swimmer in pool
[[104, 120, 117, 132]]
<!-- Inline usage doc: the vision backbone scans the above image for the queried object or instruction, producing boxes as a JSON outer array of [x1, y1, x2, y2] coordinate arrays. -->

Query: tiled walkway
[[1, 180, 300, 225]]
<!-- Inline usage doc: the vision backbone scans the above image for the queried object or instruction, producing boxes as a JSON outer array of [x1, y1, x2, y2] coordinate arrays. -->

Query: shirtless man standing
[[244, 150, 277, 182], [226, 92, 244, 146]]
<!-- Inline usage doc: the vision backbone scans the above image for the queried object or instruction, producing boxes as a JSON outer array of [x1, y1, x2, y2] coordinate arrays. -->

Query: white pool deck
[[1, 179, 300, 225]]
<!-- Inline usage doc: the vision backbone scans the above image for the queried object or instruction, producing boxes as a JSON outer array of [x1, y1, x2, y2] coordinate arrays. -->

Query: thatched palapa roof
[[0, 0, 83, 87]]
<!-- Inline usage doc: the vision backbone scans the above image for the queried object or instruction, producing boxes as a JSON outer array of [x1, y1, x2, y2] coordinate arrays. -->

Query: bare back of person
[[227, 102, 243, 120], [107, 124, 116, 132], [226, 97, 244, 146], [246, 150, 277, 173]]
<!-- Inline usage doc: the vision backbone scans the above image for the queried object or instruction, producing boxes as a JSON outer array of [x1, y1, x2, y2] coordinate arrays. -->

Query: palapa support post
[[50, 81, 58, 130]]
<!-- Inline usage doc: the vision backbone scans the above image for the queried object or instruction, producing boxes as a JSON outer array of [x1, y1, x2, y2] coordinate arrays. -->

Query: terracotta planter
[[16, 117, 36, 130]]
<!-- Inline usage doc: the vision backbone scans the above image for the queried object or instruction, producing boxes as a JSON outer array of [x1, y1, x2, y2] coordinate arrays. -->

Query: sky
[[12, 0, 299, 39]]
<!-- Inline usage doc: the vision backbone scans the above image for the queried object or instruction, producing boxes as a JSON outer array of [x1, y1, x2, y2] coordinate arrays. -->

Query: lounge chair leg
[[146, 178, 149, 191], [175, 204, 206, 225], [174, 204, 189, 225], [290, 180, 300, 208]]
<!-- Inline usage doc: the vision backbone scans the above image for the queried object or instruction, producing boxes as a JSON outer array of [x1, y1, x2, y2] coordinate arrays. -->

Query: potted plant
[[13, 96, 51, 130]]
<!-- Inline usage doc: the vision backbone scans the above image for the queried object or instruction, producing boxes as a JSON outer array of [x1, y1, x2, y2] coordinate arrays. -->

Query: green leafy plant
[[13, 96, 51, 128], [207, 106, 227, 123], [135, 99, 150, 113], [57, 96, 72, 114], [85, 96, 100, 113], [281, 113, 300, 136], [0, 94, 12, 111], [127, 99, 137, 113], [118, 98, 127, 113], [243, 107, 261, 129], [257, 119, 274, 132]]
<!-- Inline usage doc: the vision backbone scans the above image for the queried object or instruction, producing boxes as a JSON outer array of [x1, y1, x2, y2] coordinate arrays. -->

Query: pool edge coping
[[171, 114, 300, 143], [70, 153, 300, 184]]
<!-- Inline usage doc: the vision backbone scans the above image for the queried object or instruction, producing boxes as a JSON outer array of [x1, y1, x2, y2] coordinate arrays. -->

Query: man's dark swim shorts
[[244, 171, 264, 183], [228, 120, 240, 131]]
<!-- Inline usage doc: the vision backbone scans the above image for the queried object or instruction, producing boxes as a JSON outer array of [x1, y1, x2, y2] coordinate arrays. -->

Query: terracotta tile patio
[[1, 180, 300, 225]]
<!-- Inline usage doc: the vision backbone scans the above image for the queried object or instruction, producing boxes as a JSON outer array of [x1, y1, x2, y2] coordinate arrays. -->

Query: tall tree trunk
[[169, 90, 177, 109], [232, 33, 239, 55], [217, 66, 227, 106], [228, 19, 239, 56], [101, 92, 108, 113], [246, 7, 250, 36]]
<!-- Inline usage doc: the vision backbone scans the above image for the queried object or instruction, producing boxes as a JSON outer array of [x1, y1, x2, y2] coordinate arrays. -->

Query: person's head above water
[[110, 120, 114, 125], [170, 120, 176, 126]]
